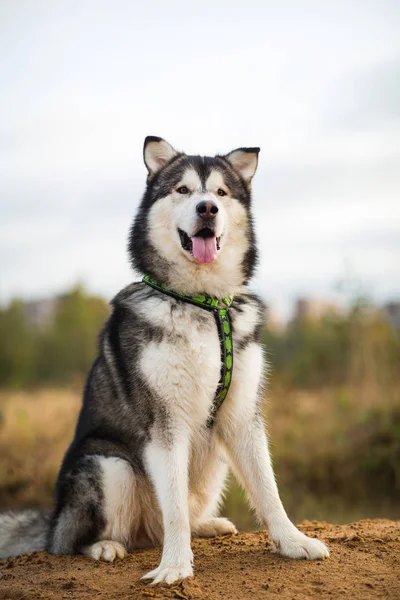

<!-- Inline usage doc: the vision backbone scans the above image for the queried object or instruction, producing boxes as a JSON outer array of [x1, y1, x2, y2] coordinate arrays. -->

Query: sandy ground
[[0, 519, 399, 599]]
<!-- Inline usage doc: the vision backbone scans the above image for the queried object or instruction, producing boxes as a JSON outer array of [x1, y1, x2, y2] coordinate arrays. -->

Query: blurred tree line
[[0, 286, 399, 389], [0, 286, 109, 388], [263, 300, 400, 389]]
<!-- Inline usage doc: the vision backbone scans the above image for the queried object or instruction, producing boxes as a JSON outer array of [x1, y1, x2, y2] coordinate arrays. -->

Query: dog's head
[[129, 137, 260, 297]]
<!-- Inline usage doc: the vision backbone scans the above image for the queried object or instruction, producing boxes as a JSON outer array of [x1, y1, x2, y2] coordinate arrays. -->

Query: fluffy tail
[[0, 510, 52, 558]]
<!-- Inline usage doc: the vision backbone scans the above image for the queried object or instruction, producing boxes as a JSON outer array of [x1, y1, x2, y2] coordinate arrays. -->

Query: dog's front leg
[[142, 437, 193, 585], [221, 416, 329, 560]]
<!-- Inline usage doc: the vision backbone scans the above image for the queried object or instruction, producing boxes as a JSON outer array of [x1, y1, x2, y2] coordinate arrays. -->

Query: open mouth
[[178, 228, 221, 264]]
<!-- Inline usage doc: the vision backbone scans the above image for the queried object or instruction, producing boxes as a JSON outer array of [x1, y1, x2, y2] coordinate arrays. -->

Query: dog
[[0, 137, 329, 584]]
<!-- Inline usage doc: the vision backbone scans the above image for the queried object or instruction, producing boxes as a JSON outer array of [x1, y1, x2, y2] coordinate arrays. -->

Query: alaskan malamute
[[0, 137, 329, 584]]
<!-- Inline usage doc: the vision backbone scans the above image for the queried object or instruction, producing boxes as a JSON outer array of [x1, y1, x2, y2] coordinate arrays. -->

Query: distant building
[[264, 304, 284, 332], [22, 298, 61, 328], [383, 302, 400, 333], [293, 298, 341, 322]]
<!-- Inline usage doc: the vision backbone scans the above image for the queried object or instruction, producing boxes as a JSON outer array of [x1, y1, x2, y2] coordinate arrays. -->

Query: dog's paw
[[82, 540, 127, 562], [272, 528, 329, 560], [192, 517, 238, 538], [141, 563, 193, 585]]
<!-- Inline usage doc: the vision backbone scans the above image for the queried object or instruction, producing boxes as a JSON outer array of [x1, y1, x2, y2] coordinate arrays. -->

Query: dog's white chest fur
[[139, 296, 221, 424], [136, 291, 266, 432]]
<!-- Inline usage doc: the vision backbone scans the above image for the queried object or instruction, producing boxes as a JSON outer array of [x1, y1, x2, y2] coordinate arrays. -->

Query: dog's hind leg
[[81, 539, 127, 562], [48, 455, 140, 561], [189, 442, 237, 538]]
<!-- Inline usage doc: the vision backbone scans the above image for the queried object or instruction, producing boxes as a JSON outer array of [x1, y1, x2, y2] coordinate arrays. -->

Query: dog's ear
[[143, 136, 177, 175], [224, 147, 260, 183]]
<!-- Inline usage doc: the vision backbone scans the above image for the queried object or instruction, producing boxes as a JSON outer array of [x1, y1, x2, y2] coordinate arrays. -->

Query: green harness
[[142, 275, 233, 427]]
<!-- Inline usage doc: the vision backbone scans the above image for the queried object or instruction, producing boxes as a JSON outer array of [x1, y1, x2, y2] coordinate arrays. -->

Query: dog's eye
[[176, 186, 189, 194], [217, 188, 227, 197]]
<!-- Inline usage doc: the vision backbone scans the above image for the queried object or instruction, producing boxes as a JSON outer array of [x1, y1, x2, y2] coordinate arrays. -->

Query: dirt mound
[[0, 519, 399, 599]]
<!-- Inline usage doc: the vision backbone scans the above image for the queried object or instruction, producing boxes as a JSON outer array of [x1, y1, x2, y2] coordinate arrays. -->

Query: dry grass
[[0, 384, 399, 527], [0, 388, 81, 508]]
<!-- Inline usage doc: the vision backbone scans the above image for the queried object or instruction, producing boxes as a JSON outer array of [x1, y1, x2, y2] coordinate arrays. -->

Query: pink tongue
[[191, 236, 218, 263]]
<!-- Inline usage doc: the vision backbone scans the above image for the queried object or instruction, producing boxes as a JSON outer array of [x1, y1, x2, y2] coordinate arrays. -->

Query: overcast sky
[[1, 0, 399, 317]]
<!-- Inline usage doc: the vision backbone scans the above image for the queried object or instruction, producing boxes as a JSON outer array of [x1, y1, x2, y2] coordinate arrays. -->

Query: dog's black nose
[[196, 201, 218, 219]]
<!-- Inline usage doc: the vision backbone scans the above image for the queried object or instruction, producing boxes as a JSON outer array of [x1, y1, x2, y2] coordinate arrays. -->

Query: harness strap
[[142, 275, 233, 427]]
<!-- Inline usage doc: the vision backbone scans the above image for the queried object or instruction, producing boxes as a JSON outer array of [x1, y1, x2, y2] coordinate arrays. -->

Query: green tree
[[0, 300, 36, 387]]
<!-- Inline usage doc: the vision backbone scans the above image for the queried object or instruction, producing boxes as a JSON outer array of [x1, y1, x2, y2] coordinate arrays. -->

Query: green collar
[[142, 275, 234, 427], [142, 275, 233, 310]]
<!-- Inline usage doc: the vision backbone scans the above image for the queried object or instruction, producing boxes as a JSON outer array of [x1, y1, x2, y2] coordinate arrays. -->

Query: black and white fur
[[0, 137, 329, 584]]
